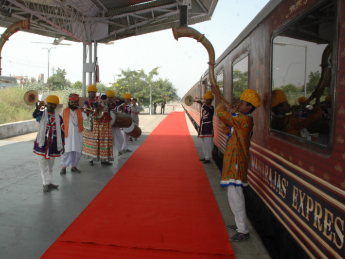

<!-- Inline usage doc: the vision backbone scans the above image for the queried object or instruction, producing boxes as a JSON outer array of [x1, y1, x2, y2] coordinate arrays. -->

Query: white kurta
[[60, 109, 84, 152]]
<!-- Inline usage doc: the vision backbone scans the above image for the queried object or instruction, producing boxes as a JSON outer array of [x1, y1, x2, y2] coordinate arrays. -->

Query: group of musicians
[[34, 82, 326, 243], [32, 84, 139, 193]]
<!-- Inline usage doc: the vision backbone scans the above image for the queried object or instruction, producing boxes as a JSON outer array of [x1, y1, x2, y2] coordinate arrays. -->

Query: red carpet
[[42, 112, 235, 258]]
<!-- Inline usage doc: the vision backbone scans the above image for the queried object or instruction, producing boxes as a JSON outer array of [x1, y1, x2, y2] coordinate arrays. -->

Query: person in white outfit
[[119, 93, 132, 153], [194, 91, 214, 164], [107, 90, 125, 156], [131, 98, 140, 141], [60, 94, 86, 174], [32, 95, 65, 192]]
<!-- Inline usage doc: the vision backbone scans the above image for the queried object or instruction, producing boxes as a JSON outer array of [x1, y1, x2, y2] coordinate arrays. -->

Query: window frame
[[231, 53, 249, 103], [268, 0, 339, 154]]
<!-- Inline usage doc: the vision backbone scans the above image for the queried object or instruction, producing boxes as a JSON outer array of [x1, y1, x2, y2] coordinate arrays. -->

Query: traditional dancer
[[32, 95, 65, 192], [131, 98, 140, 141], [211, 87, 261, 242], [119, 93, 132, 153], [107, 90, 125, 156], [60, 94, 85, 174], [194, 91, 214, 164], [82, 84, 114, 165]]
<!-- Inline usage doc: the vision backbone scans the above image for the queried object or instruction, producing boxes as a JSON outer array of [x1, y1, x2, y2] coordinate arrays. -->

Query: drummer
[[107, 90, 125, 156], [118, 93, 132, 153]]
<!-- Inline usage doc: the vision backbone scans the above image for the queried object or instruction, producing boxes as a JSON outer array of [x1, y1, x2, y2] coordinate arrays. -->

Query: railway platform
[[0, 104, 269, 259]]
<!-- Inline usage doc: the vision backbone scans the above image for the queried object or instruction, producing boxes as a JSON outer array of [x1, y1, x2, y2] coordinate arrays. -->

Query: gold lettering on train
[[306, 196, 314, 221], [297, 190, 306, 217], [250, 157, 287, 199], [323, 208, 334, 241], [292, 185, 298, 210], [314, 201, 323, 232], [250, 156, 345, 251], [333, 217, 344, 249]]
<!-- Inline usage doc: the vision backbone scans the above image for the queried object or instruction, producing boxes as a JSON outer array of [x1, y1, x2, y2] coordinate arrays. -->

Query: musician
[[32, 95, 65, 193], [271, 89, 322, 137], [211, 87, 261, 242], [194, 91, 214, 164], [131, 98, 140, 141], [60, 94, 85, 175], [82, 84, 114, 165], [118, 93, 132, 153], [107, 90, 125, 156]]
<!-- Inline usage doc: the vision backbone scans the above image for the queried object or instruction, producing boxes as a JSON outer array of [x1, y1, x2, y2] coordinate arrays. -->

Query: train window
[[216, 71, 224, 94], [232, 56, 248, 103], [271, 0, 336, 147]]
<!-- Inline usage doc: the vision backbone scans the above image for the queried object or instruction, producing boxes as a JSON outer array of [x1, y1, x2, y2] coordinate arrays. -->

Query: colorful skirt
[[82, 117, 114, 161]]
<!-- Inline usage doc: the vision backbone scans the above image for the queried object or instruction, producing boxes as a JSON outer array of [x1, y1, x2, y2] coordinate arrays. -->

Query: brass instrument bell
[[185, 95, 204, 106], [185, 95, 194, 106]]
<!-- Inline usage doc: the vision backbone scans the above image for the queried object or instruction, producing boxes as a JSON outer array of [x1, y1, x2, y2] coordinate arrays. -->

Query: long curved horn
[[316, 43, 333, 91], [172, 26, 229, 105], [0, 19, 30, 75]]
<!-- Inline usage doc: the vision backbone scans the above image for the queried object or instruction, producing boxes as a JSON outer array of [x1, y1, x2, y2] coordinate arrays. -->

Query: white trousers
[[201, 137, 213, 160], [121, 130, 130, 150], [61, 151, 82, 168], [37, 156, 55, 186], [112, 127, 124, 153], [228, 185, 249, 234]]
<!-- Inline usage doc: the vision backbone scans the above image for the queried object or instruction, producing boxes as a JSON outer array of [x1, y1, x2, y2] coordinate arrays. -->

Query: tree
[[232, 70, 248, 102], [72, 81, 82, 90], [306, 71, 321, 93], [281, 84, 300, 94], [114, 67, 178, 106], [47, 68, 68, 90], [96, 83, 108, 93]]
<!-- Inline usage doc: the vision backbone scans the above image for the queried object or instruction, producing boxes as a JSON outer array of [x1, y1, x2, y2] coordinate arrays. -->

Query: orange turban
[[203, 91, 214, 100], [87, 84, 98, 93], [123, 93, 132, 99], [272, 89, 287, 107], [240, 89, 261, 108], [325, 95, 332, 102], [298, 97, 307, 103], [46, 95, 60, 105]]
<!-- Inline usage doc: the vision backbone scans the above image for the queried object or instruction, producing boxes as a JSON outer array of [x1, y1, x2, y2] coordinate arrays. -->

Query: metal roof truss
[[0, 0, 217, 44]]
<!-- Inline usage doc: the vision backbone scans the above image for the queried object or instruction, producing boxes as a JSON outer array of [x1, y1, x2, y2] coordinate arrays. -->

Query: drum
[[123, 123, 142, 138], [112, 112, 142, 138], [112, 112, 132, 128]]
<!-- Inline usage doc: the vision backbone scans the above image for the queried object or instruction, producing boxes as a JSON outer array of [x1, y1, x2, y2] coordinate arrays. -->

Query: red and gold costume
[[82, 85, 114, 162]]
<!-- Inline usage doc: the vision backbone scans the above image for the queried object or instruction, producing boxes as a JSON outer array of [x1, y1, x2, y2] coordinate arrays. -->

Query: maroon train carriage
[[182, 0, 345, 258]]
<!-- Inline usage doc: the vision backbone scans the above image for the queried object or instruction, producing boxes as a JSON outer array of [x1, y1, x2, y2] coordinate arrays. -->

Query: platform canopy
[[0, 0, 218, 44]]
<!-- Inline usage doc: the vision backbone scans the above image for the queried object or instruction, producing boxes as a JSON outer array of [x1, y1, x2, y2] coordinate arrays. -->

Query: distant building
[[0, 76, 18, 89]]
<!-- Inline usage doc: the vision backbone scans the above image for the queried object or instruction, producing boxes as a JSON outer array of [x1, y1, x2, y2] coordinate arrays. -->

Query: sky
[[0, 0, 270, 97]]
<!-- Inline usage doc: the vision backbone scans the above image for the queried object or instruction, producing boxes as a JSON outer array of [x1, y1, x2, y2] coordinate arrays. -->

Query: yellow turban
[[203, 91, 214, 100], [123, 93, 132, 99], [325, 95, 332, 102], [87, 84, 98, 93], [46, 95, 60, 105], [272, 89, 287, 107], [240, 89, 261, 108], [298, 97, 307, 103], [106, 90, 115, 97]]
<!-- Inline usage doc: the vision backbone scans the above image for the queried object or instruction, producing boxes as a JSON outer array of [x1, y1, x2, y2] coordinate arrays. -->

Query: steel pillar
[[88, 43, 92, 85], [93, 41, 97, 85], [82, 43, 87, 97]]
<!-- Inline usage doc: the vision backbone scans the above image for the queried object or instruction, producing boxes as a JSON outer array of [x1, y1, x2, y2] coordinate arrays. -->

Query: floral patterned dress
[[215, 103, 253, 187]]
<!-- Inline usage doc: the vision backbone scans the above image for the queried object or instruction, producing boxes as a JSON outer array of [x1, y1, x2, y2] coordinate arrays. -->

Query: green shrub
[[0, 88, 35, 124]]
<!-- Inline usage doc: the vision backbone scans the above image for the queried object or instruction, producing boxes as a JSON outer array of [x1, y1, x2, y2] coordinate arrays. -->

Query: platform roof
[[0, 0, 218, 44]]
